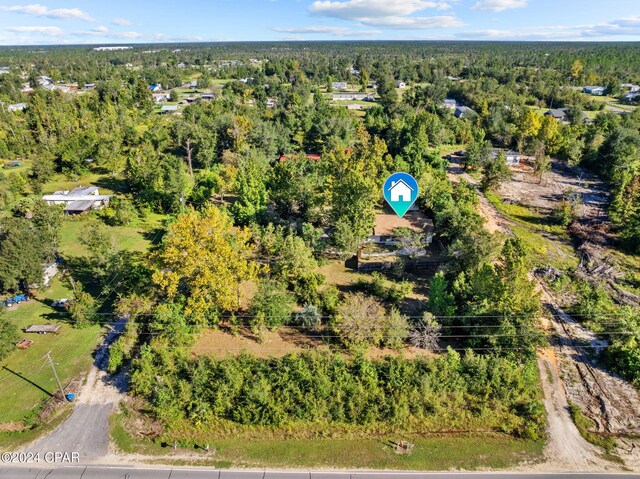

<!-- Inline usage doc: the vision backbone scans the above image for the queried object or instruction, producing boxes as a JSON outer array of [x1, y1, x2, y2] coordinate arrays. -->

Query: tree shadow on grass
[[2, 366, 53, 397]]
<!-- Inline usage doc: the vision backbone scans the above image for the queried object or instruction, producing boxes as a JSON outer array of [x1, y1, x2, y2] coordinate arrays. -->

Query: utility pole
[[45, 351, 66, 400]]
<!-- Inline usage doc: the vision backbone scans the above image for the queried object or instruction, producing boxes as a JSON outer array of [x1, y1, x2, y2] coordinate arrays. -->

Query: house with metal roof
[[583, 85, 606, 96], [42, 186, 111, 214], [160, 105, 179, 114], [454, 106, 476, 119]]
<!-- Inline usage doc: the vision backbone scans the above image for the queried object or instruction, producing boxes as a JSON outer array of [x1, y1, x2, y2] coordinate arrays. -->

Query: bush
[[0, 316, 18, 361], [294, 304, 323, 332], [249, 280, 296, 330], [100, 197, 137, 226], [132, 350, 545, 439]]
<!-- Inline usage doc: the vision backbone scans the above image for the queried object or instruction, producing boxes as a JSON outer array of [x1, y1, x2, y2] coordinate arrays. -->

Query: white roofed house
[[42, 186, 111, 215], [331, 81, 348, 90], [443, 98, 457, 109], [332, 92, 374, 101], [160, 105, 180, 114], [396, 81, 406, 88], [7, 103, 27, 112], [152, 92, 170, 103], [492, 149, 521, 166], [583, 85, 606, 96]]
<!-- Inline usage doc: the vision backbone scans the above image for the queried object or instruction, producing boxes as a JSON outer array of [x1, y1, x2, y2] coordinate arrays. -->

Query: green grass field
[[111, 412, 543, 470], [1, 159, 33, 176], [58, 212, 166, 258], [0, 278, 103, 423]]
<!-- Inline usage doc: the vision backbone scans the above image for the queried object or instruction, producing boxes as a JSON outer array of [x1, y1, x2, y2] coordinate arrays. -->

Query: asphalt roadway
[[0, 467, 639, 479]]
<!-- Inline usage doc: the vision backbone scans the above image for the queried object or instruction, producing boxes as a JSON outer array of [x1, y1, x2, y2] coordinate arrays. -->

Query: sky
[[0, 0, 639, 45]]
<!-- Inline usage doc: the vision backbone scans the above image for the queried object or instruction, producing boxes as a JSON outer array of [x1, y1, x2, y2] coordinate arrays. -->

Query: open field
[[111, 411, 544, 471], [59, 212, 166, 257], [190, 326, 437, 360], [0, 278, 103, 423], [1, 159, 32, 176]]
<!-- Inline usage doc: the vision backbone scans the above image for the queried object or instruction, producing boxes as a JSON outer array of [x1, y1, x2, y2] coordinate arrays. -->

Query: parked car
[[2, 294, 28, 307], [52, 298, 70, 308]]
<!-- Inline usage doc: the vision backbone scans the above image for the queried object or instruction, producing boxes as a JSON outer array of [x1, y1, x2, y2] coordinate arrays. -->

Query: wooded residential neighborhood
[[0, 39, 639, 473]]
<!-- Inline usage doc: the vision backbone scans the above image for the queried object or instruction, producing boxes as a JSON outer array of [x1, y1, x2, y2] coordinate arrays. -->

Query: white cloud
[[308, 0, 461, 30], [7, 25, 65, 36], [1, 4, 95, 21], [459, 16, 640, 40], [471, 0, 527, 12], [273, 26, 380, 36], [74, 25, 110, 36], [310, 0, 451, 19], [111, 18, 132, 26], [357, 15, 463, 29]]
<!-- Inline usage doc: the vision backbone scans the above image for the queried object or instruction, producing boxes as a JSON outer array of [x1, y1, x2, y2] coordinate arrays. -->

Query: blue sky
[[0, 0, 639, 45]]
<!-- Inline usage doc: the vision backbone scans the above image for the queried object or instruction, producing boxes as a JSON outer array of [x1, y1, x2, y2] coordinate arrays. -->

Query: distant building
[[93, 46, 131, 51], [544, 108, 569, 121], [583, 85, 606, 96], [443, 98, 457, 109], [160, 105, 179, 114], [38, 76, 53, 86], [177, 62, 187, 68], [454, 106, 476, 119], [7, 103, 27, 112], [201, 94, 215, 101], [620, 83, 639, 92], [152, 92, 170, 103], [266, 98, 278, 108], [544, 107, 589, 123], [332, 92, 374, 101], [149, 84, 162, 92], [347, 103, 362, 110], [348, 66, 360, 75], [83, 83, 96, 90], [42, 186, 111, 214], [396, 81, 406, 88], [492, 149, 521, 166], [332, 81, 348, 90]]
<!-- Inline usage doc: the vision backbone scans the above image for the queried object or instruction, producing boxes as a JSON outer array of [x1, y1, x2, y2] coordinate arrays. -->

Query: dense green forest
[[1, 41, 639, 439]]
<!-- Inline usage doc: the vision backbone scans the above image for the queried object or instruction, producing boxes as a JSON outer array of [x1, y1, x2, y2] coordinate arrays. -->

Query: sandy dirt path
[[446, 161, 639, 472]]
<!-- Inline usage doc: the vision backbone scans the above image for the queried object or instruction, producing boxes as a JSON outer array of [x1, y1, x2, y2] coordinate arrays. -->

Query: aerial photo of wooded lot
[[0, 40, 639, 473]]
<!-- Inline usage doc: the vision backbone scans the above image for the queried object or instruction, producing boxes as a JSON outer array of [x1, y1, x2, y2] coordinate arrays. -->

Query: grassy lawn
[[1, 159, 33, 176], [0, 403, 73, 450], [111, 412, 543, 470], [485, 192, 579, 270], [440, 143, 466, 155], [0, 277, 103, 423], [59, 212, 166, 258], [209, 79, 234, 86]]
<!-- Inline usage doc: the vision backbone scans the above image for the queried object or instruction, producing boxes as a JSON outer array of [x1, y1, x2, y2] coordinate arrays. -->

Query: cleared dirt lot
[[447, 159, 640, 471]]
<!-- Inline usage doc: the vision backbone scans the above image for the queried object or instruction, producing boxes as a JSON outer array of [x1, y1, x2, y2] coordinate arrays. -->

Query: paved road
[[22, 403, 112, 460], [21, 319, 127, 461], [0, 467, 639, 479]]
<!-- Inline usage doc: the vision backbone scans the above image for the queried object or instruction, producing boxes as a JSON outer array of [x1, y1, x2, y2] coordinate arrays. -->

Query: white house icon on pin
[[388, 179, 414, 202]]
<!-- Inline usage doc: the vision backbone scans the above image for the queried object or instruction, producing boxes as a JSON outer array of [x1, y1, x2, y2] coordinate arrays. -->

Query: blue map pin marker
[[383, 172, 419, 218]]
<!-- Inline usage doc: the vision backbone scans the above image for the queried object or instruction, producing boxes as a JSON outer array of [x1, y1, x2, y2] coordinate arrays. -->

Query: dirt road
[[22, 319, 127, 463], [447, 161, 640, 471]]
